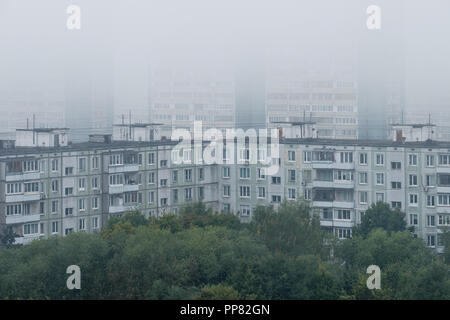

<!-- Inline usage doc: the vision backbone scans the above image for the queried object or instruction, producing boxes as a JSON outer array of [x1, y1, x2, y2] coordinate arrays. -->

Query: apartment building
[[266, 69, 358, 139], [2, 126, 450, 252], [221, 135, 450, 251], [0, 129, 219, 245]]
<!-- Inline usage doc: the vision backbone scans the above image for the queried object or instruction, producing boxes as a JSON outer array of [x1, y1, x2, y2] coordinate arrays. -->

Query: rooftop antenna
[[129, 110, 133, 141], [32, 114, 36, 145]]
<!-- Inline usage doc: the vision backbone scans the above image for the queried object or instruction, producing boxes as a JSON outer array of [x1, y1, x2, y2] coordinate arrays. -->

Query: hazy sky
[[0, 0, 449, 128]]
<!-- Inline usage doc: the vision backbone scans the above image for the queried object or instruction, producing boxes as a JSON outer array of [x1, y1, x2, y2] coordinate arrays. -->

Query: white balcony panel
[[108, 164, 139, 174], [6, 214, 41, 225], [6, 193, 41, 203], [6, 172, 40, 182]]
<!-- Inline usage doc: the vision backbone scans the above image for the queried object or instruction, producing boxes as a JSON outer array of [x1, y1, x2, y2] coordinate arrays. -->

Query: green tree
[[354, 202, 409, 238]]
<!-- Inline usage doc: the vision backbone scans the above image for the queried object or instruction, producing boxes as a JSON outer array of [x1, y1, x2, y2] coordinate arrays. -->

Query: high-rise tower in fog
[[357, 0, 405, 140]]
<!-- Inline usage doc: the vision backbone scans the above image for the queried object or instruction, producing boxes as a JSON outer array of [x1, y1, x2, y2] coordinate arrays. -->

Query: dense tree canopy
[[0, 201, 449, 300]]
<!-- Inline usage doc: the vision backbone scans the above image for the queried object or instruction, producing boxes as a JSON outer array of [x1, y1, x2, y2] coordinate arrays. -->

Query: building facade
[[1, 131, 449, 252]]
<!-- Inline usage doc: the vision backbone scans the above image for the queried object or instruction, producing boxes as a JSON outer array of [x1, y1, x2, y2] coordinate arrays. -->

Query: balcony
[[437, 166, 450, 174], [6, 214, 41, 225], [14, 235, 41, 245], [109, 204, 137, 214], [320, 219, 354, 228], [312, 162, 355, 170], [332, 180, 355, 189], [109, 184, 140, 194], [312, 180, 333, 188], [6, 171, 40, 182], [312, 201, 333, 208], [108, 164, 139, 174], [437, 186, 450, 194], [333, 201, 355, 209], [5, 193, 41, 203]]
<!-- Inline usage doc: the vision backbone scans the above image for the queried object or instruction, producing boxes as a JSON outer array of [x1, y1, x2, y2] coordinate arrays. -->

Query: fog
[[0, 0, 449, 140]]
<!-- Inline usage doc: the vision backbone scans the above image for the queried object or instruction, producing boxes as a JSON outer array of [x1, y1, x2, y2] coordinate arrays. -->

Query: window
[[51, 159, 59, 171], [65, 167, 73, 176], [6, 183, 21, 194], [359, 153, 368, 165], [340, 152, 353, 163], [438, 194, 450, 206], [271, 176, 281, 184], [148, 172, 155, 184], [51, 221, 59, 234], [40, 223, 44, 235], [79, 199, 86, 211], [271, 195, 281, 203], [160, 160, 168, 167], [376, 173, 384, 185], [172, 189, 178, 203], [79, 218, 86, 231], [359, 191, 368, 204], [184, 169, 192, 182], [223, 185, 231, 197], [426, 155, 435, 167], [257, 168, 266, 180], [92, 197, 99, 209], [334, 170, 353, 181], [427, 235, 436, 247], [223, 167, 230, 178], [391, 161, 401, 170], [92, 156, 99, 170], [198, 168, 204, 181], [376, 193, 384, 202], [239, 186, 250, 198], [409, 214, 418, 225], [303, 151, 312, 163], [148, 153, 155, 165], [51, 180, 59, 192], [391, 181, 401, 189], [109, 154, 123, 166], [257, 187, 266, 198], [304, 189, 312, 200], [78, 178, 86, 190], [409, 174, 418, 187], [336, 209, 351, 220], [438, 215, 450, 226], [336, 228, 351, 239], [408, 154, 418, 166], [92, 177, 99, 189], [375, 153, 384, 166], [148, 191, 155, 204], [409, 194, 418, 206], [239, 167, 250, 179], [40, 202, 45, 214], [288, 188, 296, 200], [391, 201, 402, 209], [23, 182, 39, 193], [160, 179, 167, 187], [92, 217, 99, 229], [138, 153, 143, 165], [322, 208, 333, 220], [427, 195, 435, 207], [288, 150, 296, 161], [427, 215, 436, 227], [240, 205, 251, 217], [288, 169, 296, 182], [426, 175, 435, 187], [184, 188, 192, 201], [110, 174, 123, 185], [51, 200, 59, 213], [78, 158, 86, 171], [24, 223, 38, 235], [172, 170, 178, 183], [439, 154, 450, 165], [198, 187, 204, 200], [64, 187, 73, 196]]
